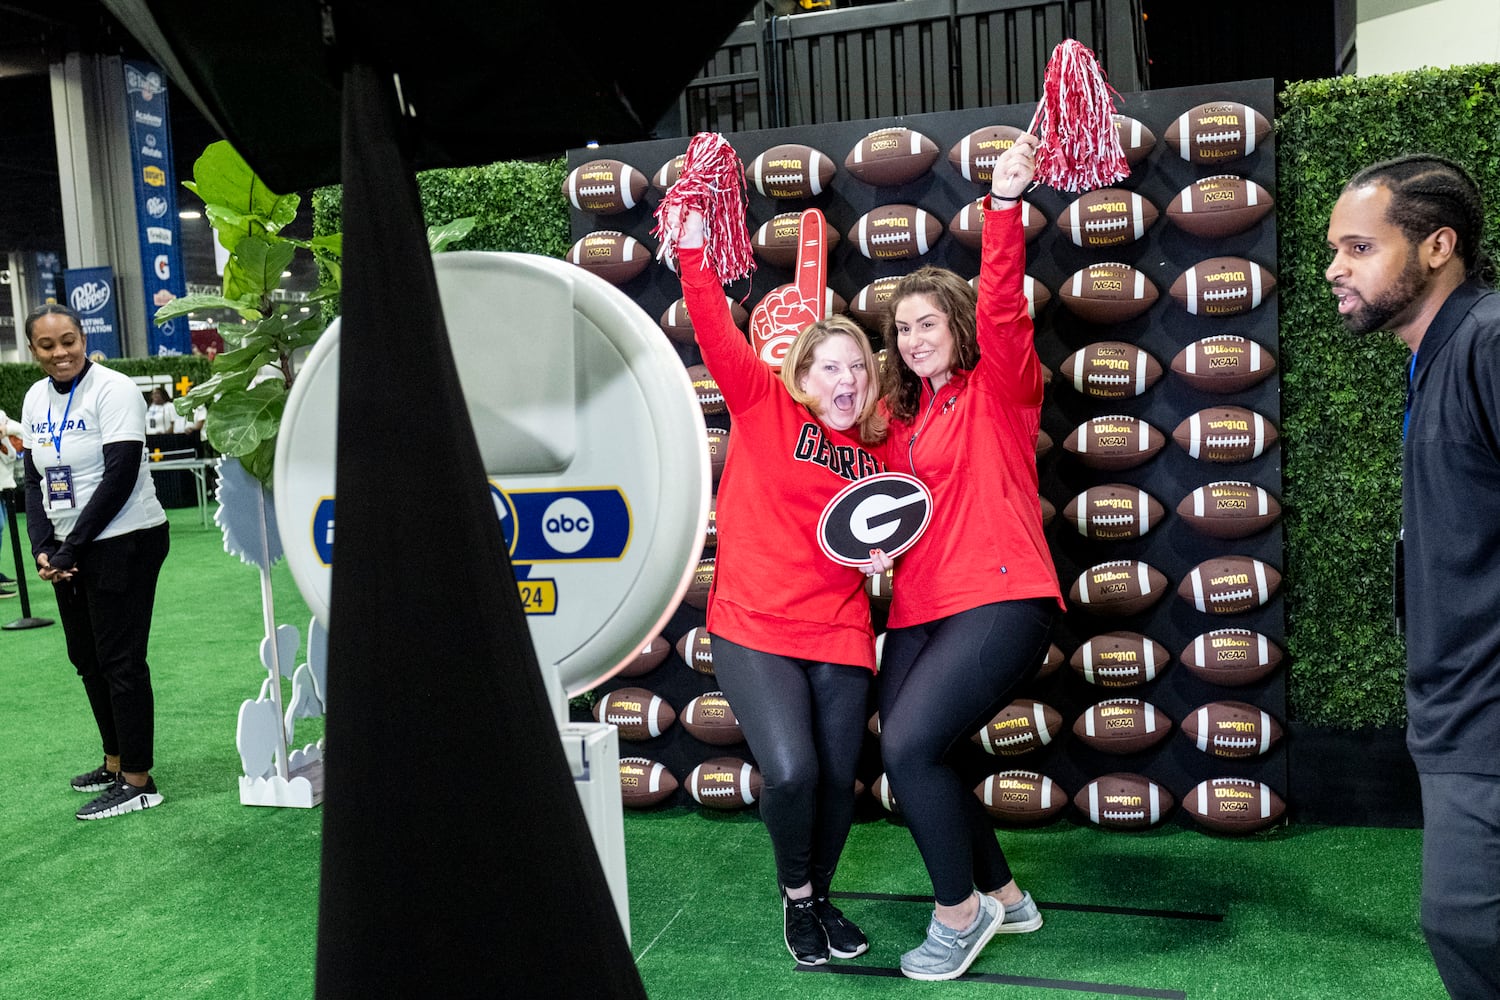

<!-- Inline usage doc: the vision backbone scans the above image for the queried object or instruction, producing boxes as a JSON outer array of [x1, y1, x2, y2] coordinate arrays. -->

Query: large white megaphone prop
[[274, 252, 710, 939]]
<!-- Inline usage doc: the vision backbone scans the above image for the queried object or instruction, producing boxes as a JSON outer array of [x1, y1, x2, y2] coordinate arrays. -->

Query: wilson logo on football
[[817, 472, 933, 567]]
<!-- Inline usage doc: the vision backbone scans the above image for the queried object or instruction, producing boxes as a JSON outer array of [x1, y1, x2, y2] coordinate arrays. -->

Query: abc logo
[[541, 497, 594, 554]]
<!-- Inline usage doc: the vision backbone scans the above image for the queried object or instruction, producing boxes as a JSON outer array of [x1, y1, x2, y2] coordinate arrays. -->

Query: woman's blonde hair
[[779, 315, 887, 446]]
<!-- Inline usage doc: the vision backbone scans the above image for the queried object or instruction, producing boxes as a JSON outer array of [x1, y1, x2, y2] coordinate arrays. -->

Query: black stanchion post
[[2, 487, 53, 630]]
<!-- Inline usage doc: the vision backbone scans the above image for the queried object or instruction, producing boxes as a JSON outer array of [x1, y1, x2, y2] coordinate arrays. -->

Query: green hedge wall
[[1, 355, 216, 431], [1276, 63, 1500, 726], [312, 156, 570, 257]]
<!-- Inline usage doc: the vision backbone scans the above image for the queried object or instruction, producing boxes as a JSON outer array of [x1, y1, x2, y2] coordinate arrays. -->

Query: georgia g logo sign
[[817, 472, 933, 567]]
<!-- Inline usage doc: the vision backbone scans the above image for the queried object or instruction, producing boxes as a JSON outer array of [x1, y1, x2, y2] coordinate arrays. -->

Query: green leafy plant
[[155, 141, 474, 486]]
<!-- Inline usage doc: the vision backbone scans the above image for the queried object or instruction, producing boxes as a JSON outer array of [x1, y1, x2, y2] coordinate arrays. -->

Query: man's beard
[[1341, 247, 1429, 335]]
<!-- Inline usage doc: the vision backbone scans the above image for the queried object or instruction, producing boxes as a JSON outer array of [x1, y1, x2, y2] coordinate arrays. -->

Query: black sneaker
[[813, 895, 869, 958], [783, 893, 829, 965], [71, 761, 117, 792], [76, 776, 163, 821]]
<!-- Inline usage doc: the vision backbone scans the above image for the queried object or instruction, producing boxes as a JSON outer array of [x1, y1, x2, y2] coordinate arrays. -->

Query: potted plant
[[155, 139, 472, 485]]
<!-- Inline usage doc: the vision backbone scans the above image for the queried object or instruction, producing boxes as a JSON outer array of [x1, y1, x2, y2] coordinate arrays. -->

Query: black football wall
[[568, 77, 1286, 832]]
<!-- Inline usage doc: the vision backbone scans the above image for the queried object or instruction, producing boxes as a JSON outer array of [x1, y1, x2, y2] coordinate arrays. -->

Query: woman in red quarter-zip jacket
[[671, 204, 887, 969], [869, 133, 1066, 982]]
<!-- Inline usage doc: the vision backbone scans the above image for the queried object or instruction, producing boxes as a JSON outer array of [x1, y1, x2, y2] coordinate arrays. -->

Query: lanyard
[[47, 379, 80, 459], [1402, 352, 1418, 440]]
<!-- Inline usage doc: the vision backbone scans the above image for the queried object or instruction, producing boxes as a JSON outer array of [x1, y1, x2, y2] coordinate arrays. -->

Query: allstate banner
[[123, 60, 190, 356], [63, 266, 122, 358]]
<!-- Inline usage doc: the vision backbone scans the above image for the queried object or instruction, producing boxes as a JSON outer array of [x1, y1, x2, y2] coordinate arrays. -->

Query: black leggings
[[52, 522, 171, 774], [710, 635, 871, 894], [878, 598, 1056, 906]]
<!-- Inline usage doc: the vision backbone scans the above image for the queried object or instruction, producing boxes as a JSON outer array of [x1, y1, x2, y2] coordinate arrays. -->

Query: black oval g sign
[[817, 472, 933, 567]]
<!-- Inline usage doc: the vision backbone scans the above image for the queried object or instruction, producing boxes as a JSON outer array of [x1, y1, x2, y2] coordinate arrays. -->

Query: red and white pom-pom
[[653, 132, 757, 285], [1028, 39, 1129, 193]]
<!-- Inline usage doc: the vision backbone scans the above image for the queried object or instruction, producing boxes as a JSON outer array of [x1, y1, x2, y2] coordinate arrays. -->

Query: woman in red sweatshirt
[[872, 133, 1066, 981], [673, 206, 886, 967]]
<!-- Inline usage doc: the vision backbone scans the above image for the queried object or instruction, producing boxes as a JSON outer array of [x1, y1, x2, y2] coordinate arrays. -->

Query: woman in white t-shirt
[[0, 410, 20, 593], [144, 387, 180, 435], [21, 304, 171, 821]]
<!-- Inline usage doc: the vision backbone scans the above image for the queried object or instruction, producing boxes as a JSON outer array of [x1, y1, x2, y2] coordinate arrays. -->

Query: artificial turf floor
[[0, 507, 1445, 998]]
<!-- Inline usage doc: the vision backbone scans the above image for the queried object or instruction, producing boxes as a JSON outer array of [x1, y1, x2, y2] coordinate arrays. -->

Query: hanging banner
[[123, 60, 190, 356], [34, 251, 62, 303], [63, 265, 122, 358]]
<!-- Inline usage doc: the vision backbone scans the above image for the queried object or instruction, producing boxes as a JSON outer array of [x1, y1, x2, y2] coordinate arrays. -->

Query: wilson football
[[1059, 262, 1159, 324], [1173, 406, 1279, 463], [565, 230, 651, 285], [1075, 772, 1173, 829], [1070, 631, 1171, 687], [844, 126, 940, 186], [1177, 481, 1281, 538], [1169, 257, 1277, 317], [1072, 698, 1173, 754], [1178, 556, 1282, 615], [1184, 777, 1285, 833], [947, 124, 1025, 184], [562, 158, 649, 215], [949, 197, 1046, 250], [1113, 113, 1158, 166], [847, 204, 943, 260], [850, 275, 903, 332], [681, 691, 745, 746], [975, 770, 1068, 825], [972, 699, 1064, 756], [706, 427, 729, 485], [593, 686, 676, 741], [1180, 628, 1283, 686], [1170, 335, 1277, 393], [685, 364, 725, 416], [651, 153, 686, 193], [1056, 187, 1158, 249], [618, 756, 678, 808], [747, 143, 835, 199], [752, 210, 842, 268], [1063, 415, 1167, 471], [687, 756, 762, 809], [1062, 484, 1165, 541], [1165, 101, 1272, 164], [1166, 175, 1275, 239], [1037, 641, 1066, 680], [1060, 341, 1163, 399], [1068, 560, 1169, 616], [1182, 701, 1283, 759], [676, 626, 716, 676]]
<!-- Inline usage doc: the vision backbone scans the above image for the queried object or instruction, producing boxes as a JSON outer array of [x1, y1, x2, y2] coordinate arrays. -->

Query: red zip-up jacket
[[878, 199, 1065, 628], [679, 246, 883, 670]]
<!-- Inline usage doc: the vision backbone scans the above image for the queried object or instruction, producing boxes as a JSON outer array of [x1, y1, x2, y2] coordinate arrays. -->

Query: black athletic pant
[[51, 522, 170, 775], [1417, 770, 1500, 999], [879, 598, 1055, 907], [710, 635, 871, 894]]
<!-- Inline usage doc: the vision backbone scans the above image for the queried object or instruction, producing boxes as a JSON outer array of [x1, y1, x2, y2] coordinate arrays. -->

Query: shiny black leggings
[[710, 635, 871, 893], [878, 598, 1056, 906]]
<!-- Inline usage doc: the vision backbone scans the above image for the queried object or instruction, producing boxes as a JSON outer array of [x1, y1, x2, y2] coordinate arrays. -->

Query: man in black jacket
[[1327, 154, 1500, 1000]]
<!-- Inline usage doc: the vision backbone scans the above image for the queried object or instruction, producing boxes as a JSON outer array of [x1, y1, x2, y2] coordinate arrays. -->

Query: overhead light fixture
[[180, 209, 203, 219]]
